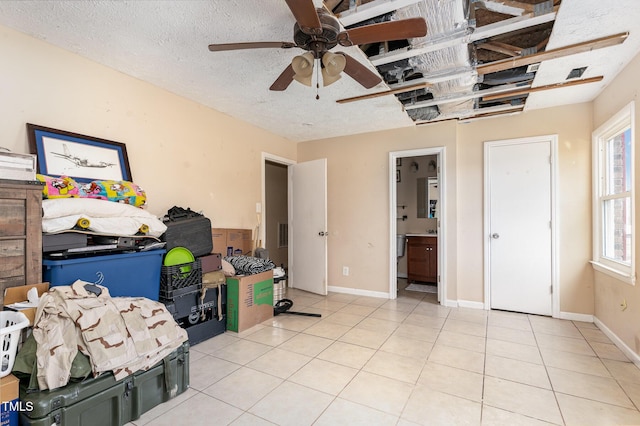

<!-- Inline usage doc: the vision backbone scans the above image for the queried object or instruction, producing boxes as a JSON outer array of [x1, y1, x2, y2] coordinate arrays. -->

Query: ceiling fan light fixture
[[321, 68, 341, 86], [321, 52, 346, 87], [292, 52, 315, 87]]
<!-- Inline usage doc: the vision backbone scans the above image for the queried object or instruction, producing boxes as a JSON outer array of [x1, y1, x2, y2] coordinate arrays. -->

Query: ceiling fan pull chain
[[316, 58, 320, 100]]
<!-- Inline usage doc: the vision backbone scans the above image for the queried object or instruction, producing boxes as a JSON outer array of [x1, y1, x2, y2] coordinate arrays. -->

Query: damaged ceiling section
[[330, 0, 625, 124]]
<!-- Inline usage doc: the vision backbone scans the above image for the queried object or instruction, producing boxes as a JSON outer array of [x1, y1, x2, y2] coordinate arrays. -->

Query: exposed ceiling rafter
[[468, 5, 558, 42], [369, 27, 472, 66], [477, 41, 523, 57], [336, 81, 432, 104], [415, 104, 525, 125], [459, 105, 525, 121], [368, 5, 557, 67], [336, 0, 422, 26], [402, 82, 532, 110], [475, 0, 536, 16], [481, 75, 603, 101], [477, 32, 629, 75]]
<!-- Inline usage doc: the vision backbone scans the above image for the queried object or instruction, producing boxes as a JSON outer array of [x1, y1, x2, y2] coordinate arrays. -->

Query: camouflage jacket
[[33, 280, 187, 390]]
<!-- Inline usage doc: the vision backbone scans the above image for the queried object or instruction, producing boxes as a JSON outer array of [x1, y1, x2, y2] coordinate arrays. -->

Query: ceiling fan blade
[[339, 53, 383, 89], [284, 0, 322, 34], [208, 41, 297, 52], [341, 17, 427, 46], [270, 64, 296, 91]]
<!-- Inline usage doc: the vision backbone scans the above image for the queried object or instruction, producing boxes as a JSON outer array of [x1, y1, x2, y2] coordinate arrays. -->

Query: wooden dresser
[[407, 235, 438, 284], [0, 179, 43, 306]]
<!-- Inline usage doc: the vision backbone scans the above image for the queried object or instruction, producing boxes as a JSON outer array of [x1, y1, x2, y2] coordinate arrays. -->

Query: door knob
[[491, 233, 500, 239], [318, 231, 327, 236]]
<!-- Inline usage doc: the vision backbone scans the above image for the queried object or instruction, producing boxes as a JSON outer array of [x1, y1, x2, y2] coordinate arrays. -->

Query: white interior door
[[486, 139, 553, 315], [290, 159, 328, 295]]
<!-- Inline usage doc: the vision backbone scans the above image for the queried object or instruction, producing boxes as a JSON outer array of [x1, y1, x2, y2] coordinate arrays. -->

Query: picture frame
[[27, 123, 132, 183], [396, 170, 401, 183]]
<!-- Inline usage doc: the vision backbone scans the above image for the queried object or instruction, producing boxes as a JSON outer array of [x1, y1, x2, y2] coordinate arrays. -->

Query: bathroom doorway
[[389, 147, 446, 303]]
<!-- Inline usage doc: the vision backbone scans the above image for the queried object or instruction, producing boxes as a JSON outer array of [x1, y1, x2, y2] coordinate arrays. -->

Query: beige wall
[[298, 123, 459, 297], [592, 53, 640, 354], [456, 104, 594, 312], [299, 103, 594, 312], [0, 24, 296, 230]]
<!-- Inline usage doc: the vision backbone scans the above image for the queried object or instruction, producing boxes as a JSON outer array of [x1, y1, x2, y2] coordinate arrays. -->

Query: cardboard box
[[212, 228, 253, 257], [0, 374, 19, 426], [226, 271, 273, 333], [3, 283, 49, 326]]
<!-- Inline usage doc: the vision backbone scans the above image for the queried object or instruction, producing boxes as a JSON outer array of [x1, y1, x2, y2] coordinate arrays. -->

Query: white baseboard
[[442, 298, 458, 308], [442, 299, 484, 309], [327, 285, 389, 299], [593, 316, 640, 368], [558, 311, 594, 323], [457, 300, 485, 310]]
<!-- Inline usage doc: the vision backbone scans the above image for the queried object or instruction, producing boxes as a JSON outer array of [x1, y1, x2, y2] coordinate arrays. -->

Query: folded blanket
[[42, 198, 167, 237]]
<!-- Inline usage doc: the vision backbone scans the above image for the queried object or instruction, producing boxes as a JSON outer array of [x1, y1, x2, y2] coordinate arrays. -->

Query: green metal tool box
[[18, 341, 189, 426]]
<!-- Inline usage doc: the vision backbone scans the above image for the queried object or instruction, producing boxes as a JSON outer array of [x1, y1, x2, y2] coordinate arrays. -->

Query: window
[[592, 102, 635, 283]]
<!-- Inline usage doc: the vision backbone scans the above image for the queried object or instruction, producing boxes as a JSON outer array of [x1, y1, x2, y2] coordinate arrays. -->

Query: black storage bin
[[19, 341, 189, 426], [160, 259, 202, 300], [163, 285, 226, 346], [163, 285, 225, 323], [184, 317, 226, 346]]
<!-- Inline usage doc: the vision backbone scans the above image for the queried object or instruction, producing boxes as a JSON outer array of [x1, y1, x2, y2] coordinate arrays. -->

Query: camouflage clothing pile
[[33, 280, 187, 390]]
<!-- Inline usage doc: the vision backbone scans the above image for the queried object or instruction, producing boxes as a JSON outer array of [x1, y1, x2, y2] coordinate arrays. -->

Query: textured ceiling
[[0, 0, 639, 142]]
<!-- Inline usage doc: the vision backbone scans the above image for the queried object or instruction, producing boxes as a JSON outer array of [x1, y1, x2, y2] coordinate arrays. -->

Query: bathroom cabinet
[[407, 235, 437, 283]]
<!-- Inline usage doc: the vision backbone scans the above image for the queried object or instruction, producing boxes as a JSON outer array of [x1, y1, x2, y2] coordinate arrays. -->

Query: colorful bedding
[[36, 174, 146, 207]]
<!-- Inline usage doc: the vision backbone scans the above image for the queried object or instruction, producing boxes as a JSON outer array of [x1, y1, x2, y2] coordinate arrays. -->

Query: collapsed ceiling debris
[[0, 0, 637, 141], [329, 0, 625, 124]]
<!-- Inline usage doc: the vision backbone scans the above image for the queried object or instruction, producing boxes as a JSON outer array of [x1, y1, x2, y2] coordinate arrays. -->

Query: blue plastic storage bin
[[42, 250, 166, 301]]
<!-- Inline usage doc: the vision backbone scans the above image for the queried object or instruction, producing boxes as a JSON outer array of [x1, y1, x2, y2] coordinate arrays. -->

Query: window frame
[[591, 101, 636, 284]]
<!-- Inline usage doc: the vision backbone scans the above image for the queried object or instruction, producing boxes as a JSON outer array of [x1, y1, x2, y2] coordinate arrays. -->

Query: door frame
[[389, 147, 447, 302], [483, 135, 559, 317]]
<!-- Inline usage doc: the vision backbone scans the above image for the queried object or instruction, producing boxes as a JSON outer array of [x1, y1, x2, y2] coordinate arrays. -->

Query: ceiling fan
[[208, 0, 427, 92]]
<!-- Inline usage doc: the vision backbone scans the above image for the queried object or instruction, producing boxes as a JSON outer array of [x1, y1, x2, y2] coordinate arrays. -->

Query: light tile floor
[[131, 280, 640, 426]]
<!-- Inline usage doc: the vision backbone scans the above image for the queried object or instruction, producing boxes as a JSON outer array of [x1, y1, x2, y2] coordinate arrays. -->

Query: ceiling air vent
[[526, 63, 540, 73], [567, 66, 588, 80], [278, 222, 288, 248]]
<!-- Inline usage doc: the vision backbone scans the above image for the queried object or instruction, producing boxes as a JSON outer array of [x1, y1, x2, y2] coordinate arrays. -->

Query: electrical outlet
[[342, 266, 349, 276]]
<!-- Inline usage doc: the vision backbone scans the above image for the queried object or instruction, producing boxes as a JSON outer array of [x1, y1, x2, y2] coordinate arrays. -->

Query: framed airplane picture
[[27, 123, 132, 183]]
